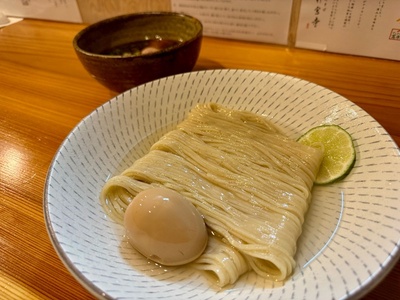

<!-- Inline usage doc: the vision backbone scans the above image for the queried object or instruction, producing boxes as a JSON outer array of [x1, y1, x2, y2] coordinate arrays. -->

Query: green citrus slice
[[297, 125, 356, 185]]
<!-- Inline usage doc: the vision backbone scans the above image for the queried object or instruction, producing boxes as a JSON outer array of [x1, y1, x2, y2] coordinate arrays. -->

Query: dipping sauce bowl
[[73, 12, 203, 92]]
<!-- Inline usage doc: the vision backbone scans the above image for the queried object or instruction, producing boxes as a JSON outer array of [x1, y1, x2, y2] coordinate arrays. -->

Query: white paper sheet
[[296, 0, 400, 61], [171, 0, 294, 45], [0, 15, 23, 28], [0, 0, 82, 23]]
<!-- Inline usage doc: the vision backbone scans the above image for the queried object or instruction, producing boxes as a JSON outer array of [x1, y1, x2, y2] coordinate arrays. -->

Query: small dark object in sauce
[[103, 39, 181, 57]]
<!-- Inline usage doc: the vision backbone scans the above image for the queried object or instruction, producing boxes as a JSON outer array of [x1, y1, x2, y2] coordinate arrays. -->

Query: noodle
[[100, 103, 323, 286]]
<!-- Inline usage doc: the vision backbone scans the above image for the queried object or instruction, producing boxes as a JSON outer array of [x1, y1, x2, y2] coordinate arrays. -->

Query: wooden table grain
[[0, 19, 399, 300]]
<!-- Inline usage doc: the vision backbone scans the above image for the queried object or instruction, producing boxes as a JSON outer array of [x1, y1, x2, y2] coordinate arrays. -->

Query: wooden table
[[0, 19, 399, 300]]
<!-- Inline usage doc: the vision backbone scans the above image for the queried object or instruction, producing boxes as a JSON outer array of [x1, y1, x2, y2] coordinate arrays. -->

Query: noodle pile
[[101, 103, 323, 286]]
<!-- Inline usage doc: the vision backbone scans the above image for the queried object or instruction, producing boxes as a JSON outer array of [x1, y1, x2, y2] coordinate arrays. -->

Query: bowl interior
[[75, 13, 203, 56]]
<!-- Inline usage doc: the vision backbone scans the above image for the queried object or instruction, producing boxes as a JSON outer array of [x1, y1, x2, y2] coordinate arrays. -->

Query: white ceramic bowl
[[44, 69, 400, 299]]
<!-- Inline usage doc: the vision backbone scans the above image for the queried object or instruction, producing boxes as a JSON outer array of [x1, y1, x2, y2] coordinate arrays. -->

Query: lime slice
[[297, 125, 356, 185]]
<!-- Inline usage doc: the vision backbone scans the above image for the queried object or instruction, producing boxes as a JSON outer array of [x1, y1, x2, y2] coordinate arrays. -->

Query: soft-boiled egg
[[124, 187, 208, 266]]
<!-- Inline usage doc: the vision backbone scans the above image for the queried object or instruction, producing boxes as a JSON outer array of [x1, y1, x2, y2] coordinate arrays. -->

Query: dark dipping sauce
[[102, 39, 181, 57]]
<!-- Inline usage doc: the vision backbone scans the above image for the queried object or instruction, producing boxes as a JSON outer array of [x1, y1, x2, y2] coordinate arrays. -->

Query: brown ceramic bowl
[[73, 12, 203, 92]]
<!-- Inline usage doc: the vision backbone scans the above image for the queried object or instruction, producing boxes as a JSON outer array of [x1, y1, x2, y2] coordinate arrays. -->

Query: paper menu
[[171, 0, 294, 45], [0, 0, 82, 23], [295, 0, 400, 61]]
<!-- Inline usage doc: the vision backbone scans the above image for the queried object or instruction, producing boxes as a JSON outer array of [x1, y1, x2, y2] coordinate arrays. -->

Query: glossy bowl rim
[[72, 11, 203, 59]]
